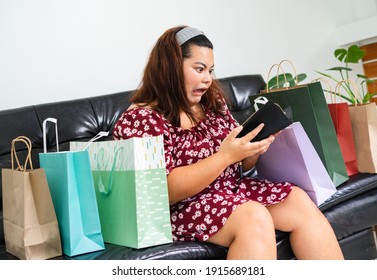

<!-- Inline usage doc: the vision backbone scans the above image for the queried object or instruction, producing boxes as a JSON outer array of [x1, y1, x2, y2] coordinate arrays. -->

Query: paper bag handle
[[42, 118, 59, 153], [335, 80, 361, 106], [97, 146, 125, 195], [311, 77, 339, 103], [253, 96, 269, 112], [11, 136, 33, 171], [278, 59, 299, 86], [78, 131, 110, 151], [265, 63, 288, 93]]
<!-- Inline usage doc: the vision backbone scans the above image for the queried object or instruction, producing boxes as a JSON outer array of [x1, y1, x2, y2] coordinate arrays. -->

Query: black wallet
[[237, 99, 292, 142]]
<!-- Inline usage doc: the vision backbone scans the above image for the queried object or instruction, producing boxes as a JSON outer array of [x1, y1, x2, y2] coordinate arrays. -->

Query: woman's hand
[[167, 124, 277, 204], [218, 124, 275, 167]]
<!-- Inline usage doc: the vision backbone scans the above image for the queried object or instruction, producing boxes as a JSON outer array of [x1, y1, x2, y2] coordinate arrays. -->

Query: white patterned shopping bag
[[70, 135, 172, 249]]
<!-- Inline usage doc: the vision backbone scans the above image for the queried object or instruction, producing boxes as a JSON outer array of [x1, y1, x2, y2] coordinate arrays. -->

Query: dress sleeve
[[112, 108, 175, 175]]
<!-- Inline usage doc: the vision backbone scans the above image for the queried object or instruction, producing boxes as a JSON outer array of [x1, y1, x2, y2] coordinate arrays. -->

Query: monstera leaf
[[334, 45, 365, 64]]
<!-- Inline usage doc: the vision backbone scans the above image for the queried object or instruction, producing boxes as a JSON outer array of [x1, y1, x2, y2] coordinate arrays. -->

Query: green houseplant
[[316, 44, 376, 104]]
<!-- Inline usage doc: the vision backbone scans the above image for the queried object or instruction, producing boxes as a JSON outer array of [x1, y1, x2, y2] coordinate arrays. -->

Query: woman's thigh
[[266, 186, 321, 232]]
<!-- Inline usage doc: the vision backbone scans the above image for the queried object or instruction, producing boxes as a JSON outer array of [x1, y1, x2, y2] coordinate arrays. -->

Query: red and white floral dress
[[113, 103, 293, 242]]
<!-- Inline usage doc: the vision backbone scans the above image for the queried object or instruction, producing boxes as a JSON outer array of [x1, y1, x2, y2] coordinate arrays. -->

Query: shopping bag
[[252, 61, 348, 186], [256, 122, 337, 206], [2, 136, 62, 259], [326, 80, 358, 176], [39, 118, 105, 256], [70, 134, 173, 249], [345, 81, 377, 173]]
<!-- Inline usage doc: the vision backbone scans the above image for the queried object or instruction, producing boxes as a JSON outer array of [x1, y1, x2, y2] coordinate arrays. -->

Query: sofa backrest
[[0, 74, 265, 245]]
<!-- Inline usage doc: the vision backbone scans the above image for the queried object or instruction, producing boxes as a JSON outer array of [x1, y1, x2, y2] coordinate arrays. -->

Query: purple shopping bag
[[256, 122, 337, 206]]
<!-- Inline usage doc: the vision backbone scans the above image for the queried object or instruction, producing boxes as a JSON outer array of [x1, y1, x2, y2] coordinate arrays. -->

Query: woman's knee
[[207, 201, 274, 247], [268, 186, 325, 232], [288, 187, 319, 212], [230, 201, 275, 235]]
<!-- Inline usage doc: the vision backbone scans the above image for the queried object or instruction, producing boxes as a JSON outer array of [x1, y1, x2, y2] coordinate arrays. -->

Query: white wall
[[0, 0, 376, 110]]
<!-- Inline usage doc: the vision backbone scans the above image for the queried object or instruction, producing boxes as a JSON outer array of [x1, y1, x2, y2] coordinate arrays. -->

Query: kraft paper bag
[[70, 134, 172, 249], [39, 118, 105, 256], [256, 122, 337, 206], [348, 102, 377, 173], [2, 136, 62, 259]]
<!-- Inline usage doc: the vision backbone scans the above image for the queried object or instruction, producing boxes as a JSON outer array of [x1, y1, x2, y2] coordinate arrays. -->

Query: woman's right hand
[[218, 124, 275, 166]]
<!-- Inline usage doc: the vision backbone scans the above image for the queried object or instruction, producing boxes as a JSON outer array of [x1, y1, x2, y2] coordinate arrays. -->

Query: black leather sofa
[[1, 74, 376, 260]]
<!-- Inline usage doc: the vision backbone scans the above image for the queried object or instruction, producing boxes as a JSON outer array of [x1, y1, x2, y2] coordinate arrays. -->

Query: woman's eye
[[196, 67, 204, 73]]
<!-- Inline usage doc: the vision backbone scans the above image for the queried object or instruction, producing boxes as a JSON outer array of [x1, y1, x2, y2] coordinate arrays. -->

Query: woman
[[113, 26, 344, 260]]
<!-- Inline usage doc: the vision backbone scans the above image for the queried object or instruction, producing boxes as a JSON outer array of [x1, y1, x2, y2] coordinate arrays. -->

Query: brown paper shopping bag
[[1, 136, 62, 259], [345, 80, 377, 173]]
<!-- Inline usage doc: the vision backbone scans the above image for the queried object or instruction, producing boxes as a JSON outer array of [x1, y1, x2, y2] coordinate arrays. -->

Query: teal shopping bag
[[39, 118, 105, 256], [70, 135, 172, 249]]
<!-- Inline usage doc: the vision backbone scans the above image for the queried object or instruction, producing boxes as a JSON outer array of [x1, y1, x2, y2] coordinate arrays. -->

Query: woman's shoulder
[[113, 105, 168, 139]]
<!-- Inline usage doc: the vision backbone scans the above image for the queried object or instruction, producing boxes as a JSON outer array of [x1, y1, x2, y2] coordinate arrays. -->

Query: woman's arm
[[167, 151, 230, 204], [167, 124, 274, 204]]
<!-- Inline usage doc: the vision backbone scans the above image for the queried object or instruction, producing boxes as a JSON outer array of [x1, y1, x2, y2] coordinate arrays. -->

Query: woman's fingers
[[243, 123, 264, 142], [226, 126, 244, 141]]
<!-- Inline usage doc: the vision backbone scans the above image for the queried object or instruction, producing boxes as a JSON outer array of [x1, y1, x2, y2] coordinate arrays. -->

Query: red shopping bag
[[327, 80, 358, 176]]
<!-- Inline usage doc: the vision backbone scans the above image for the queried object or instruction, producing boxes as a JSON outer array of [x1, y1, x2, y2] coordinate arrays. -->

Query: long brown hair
[[131, 26, 226, 126]]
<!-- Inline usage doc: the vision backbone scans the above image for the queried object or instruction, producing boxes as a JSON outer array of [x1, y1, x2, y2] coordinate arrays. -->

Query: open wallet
[[237, 96, 293, 142]]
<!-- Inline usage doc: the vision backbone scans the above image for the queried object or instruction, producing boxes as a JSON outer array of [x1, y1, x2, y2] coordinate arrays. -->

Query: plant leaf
[[362, 92, 377, 103], [327, 67, 353, 71], [334, 48, 347, 62], [315, 70, 333, 79], [357, 74, 369, 79], [346, 45, 365, 63], [267, 73, 293, 89], [295, 73, 307, 84], [334, 45, 365, 63]]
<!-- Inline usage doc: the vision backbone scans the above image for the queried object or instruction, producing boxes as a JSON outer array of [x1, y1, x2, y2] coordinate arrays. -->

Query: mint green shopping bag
[[39, 118, 105, 256], [70, 135, 172, 249]]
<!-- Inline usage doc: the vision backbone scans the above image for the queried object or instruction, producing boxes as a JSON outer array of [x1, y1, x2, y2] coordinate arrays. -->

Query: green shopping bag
[[70, 135, 172, 249], [250, 81, 349, 187]]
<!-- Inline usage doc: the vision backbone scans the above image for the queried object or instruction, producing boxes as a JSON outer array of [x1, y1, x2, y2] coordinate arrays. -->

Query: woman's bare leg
[[267, 187, 344, 260], [207, 201, 276, 260]]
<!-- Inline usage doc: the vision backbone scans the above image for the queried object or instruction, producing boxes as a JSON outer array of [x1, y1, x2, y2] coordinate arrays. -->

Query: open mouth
[[193, 88, 207, 96]]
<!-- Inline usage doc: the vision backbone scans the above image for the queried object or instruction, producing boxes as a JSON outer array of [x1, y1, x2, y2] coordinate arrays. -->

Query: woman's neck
[[180, 104, 205, 130]]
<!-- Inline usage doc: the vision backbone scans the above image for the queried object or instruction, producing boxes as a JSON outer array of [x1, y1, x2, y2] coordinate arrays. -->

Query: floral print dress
[[113, 103, 293, 242]]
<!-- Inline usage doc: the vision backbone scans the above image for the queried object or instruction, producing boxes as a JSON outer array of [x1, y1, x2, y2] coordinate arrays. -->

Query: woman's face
[[183, 45, 214, 107]]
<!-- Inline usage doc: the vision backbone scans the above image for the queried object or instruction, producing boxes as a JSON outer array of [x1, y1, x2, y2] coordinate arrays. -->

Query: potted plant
[[316, 44, 376, 104]]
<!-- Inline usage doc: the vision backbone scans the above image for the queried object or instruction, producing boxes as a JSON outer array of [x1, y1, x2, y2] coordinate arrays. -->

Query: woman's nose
[[203, 71, 212, 83]]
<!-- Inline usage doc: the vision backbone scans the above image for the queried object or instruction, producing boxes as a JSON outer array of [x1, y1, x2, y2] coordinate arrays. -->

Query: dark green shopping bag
[[250, 81, 348, 187]]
